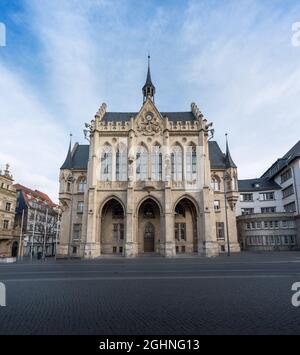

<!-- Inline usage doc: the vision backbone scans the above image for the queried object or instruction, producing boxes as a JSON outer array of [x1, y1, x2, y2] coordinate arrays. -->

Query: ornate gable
[[135, 97, 163, 136]]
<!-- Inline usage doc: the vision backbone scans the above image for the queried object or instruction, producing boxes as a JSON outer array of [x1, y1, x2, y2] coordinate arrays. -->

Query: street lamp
[[17, 209, 24, 261], [55, 210, 61, 260], [223, 170, 231, 256], [67, 174, 75, 258]]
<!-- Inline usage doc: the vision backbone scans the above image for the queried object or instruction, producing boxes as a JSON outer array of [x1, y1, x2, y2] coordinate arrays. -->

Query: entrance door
[[11, 241, 18, 257], [144, 222, 155, 252]]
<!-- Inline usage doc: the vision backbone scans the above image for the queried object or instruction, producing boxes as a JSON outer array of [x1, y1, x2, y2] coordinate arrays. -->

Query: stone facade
[[58, 63, 240, 258], [0, 164, 18, 257]]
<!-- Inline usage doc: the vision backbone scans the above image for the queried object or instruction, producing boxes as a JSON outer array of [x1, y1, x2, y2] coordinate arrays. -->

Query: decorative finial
[[3, 163, 12, 178]]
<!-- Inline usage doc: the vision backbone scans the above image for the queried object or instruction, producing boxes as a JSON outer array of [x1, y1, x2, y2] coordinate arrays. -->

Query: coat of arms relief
[[136, 111, 162, 136]]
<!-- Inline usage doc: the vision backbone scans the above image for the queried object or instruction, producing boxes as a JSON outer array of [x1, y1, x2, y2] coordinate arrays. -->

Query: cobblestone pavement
[[1, 252, 300, 335]]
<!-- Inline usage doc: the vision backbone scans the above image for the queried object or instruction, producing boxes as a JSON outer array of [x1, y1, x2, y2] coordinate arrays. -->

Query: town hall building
[[58, 59, 240, 258]]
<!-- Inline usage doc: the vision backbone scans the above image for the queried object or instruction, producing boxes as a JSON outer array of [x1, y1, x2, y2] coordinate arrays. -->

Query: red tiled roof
[[13, 183, 57, 208]]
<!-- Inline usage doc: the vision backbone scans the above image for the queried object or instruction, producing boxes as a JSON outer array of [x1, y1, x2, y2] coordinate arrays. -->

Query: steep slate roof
[[71, 145, 89, 169], [208, 141, 227, 169], [224, 138, 237, 168], [283, 140, 300, 159], [60, 140, 72, 170], [61, 141, 227, 170], [143, 56, 155, 91], [261, 140, 300, 179], [101, 111, 196, 123], [238, 178, 281, 192], [60, 144, 89, 170]]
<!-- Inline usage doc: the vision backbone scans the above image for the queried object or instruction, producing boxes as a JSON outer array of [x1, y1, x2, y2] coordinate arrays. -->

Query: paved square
[[1, 252, 300, 334]]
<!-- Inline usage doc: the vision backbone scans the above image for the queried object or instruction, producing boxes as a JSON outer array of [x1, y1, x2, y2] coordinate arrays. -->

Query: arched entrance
[[137, 198, 161, 254], [100, 198, 125, 255], [11, 241, 18, 257], [174, 198, 198, 254]]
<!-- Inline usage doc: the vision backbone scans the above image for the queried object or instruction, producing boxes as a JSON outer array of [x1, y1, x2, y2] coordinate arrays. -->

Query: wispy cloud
[[178, 0, 300, 177], [0, 61, 65, 200], [0, 0, 300, 201]]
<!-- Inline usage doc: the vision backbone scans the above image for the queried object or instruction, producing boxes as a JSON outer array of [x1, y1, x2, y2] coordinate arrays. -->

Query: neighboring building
[[58, 59, 240, 258], [14, 184, 60, 257], [237, 141, 300, 251], [0, 164, 18, 257]]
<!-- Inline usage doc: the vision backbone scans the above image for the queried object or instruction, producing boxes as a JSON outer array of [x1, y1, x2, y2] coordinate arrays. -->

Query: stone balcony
[[97, 181, 128, 190], [96, 180, 198, 191], [135, 180, 164, 191], [59, 191, 72, 201]]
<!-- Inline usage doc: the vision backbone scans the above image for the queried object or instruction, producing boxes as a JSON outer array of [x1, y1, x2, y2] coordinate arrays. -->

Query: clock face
[[146, 114, 152, 122]]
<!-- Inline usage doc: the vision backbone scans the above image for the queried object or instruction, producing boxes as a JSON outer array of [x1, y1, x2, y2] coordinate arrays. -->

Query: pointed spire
[[145, 55, 152, 85], [225, 133, 237, 168], [61, 133, 73, 169], [143, 54, 156, 102]]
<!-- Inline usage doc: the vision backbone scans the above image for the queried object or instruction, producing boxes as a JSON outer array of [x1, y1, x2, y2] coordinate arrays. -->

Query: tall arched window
[[78, 177, 87, 192], [116, 145, 127, 181], [101, 145, 112, 181], [186, 144, 197, 181], [211, 175, 221, 191], [171, 145, 183, 181], [136, 145, 148, 180], [151, 145, 162, 181]]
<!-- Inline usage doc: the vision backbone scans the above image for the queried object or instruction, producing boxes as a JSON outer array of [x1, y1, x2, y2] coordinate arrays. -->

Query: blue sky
[[1, 0, 300, 201]]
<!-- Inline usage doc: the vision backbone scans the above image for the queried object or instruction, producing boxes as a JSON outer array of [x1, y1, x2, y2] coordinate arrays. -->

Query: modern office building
[[237, 141, 300, 251]]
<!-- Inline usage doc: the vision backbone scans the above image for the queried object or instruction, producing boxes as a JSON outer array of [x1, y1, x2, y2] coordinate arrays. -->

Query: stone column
[[163, 127, 176, 257], [125, 129, 138, 257], [125, 186, 138, 257], [199, 188, 219, 257], [164, 187, 176, 257], [57, 202, 71, 257], [84, 132, 100, 258], [198, 128, 219, 257], [227, 204, 241, 253]]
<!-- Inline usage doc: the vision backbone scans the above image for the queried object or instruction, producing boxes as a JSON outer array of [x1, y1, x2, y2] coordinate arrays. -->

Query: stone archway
[[137, 198, 162, 254], [100, 198, 125, 255], [174, 197, 198, 254]]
